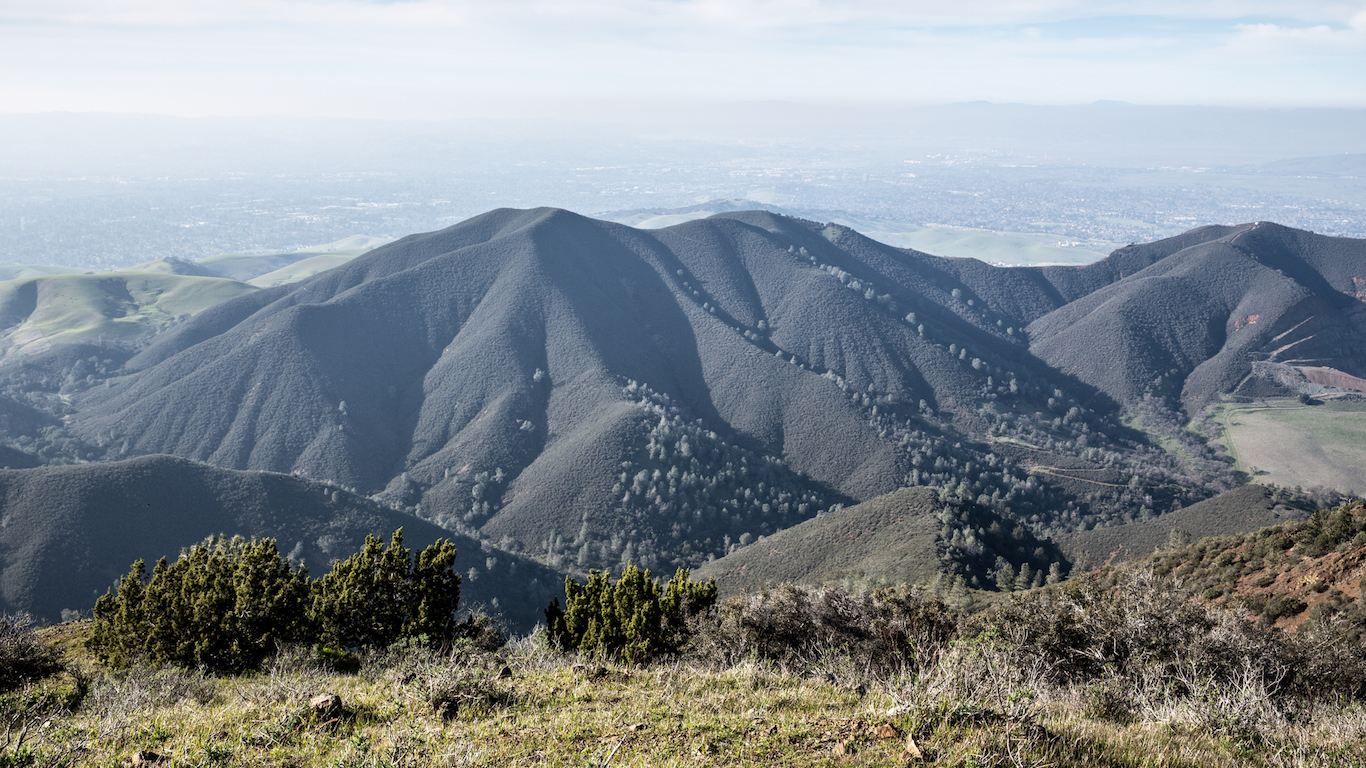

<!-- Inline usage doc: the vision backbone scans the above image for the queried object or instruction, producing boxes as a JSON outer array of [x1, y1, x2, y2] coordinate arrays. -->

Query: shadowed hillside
[[57, 208, 1273, 573], [0, 455, 562, 631]]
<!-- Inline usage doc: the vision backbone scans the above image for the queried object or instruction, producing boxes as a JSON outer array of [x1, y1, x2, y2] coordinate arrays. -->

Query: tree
[[311, 528, 461, 650], [546, 563, 716, 664]]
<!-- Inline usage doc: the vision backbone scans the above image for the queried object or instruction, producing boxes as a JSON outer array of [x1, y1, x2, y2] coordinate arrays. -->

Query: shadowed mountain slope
[[70, 207, 1149, 573], [0, 455, 562, 631], [1025, 223, 1366, 409]]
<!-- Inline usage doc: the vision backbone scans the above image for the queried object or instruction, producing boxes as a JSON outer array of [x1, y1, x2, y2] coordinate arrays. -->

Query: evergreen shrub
[[87, 528, 461, 672], [545, 563, 716, 663]]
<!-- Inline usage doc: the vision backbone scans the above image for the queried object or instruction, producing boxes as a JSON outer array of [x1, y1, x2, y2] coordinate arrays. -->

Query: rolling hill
[[1026, 222, 1366, 410], [694, 487, 944, 595], [68, 207, 1194, 577], [0, 270, 257, 357], [1058, 484, 1311, 568], [0, 208, 1357, 605], [0, 455, 563, 631], [197, 235, 391, 283]]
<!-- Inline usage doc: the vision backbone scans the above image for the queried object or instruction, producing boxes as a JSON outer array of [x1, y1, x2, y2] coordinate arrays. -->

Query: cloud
[[2, 0, 1364, 115]]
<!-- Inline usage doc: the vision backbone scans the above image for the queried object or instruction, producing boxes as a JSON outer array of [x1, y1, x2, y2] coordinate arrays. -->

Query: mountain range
[[1, 208, 1364, 627]]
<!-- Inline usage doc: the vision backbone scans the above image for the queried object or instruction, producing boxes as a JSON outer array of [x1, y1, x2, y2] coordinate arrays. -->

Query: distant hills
[[1, 208, 1363, 625], [58, 208, 1287, 578], [0, 236, 391, 361], [1027, 222, 1366, 410]]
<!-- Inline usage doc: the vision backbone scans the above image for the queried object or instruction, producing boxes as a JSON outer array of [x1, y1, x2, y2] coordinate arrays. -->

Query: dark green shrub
[[311, 529, 461, 651], [88, 537, 312, 672], [311, 646, 361, 674], [1262, 595, 1307, 622], [0, 614, 62, 693], [545, 563, 716, 664], [88, 528, 463, 672]]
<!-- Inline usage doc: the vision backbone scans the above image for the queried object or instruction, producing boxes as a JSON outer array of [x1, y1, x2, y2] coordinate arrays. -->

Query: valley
[[1212, 398, 1366, 496]]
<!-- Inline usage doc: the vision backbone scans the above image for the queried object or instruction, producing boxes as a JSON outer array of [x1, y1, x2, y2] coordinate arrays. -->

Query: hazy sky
[[3, 1, 1365, 118]]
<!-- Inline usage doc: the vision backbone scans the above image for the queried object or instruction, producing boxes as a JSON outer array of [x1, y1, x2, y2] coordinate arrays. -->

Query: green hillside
[[1059, 484, 1308, 567], [0, 271, 257, 353], [198, 234, 390, 282], [0, 265, 85, 281], [124, 258, 224, 278], [695, 487, 943, 595], [247, 253, 357, 287]]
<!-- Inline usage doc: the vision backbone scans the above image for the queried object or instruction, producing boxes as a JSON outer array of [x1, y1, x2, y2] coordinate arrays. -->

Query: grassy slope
[[12, 626, 1362, 768], [247, 254, 357, 287], [0, 265, 85, 281], [1058, 484, 1296, 566], [1212, 398, 1366, 495], [866, 227, 1108, 266], [199, 235, 391, 282], [0, 271, 257, 351], [695, 487, 942, 595]]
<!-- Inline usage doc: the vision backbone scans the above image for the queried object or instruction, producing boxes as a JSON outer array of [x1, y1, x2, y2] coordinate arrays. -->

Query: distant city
[[1, 109, 1363, 270]]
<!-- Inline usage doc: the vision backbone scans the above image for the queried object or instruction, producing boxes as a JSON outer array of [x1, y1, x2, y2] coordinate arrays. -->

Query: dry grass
[[9, 571, 1366, 768], [3, 627, 1365, 768]]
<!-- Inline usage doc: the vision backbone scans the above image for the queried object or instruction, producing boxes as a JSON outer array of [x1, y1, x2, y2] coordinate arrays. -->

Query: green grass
[[248, 254, 358, 287], [1210, 398, 1366, 494], [0, 271, 257, 351], [0, 265, 86, 281], [199, 235, 391, 282], [1059, 485, 1290, 566], [694, 488, 942, 596]]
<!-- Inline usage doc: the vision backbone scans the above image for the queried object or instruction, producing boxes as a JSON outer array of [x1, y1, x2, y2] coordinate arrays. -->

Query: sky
[[1, 0, 1365, 118]]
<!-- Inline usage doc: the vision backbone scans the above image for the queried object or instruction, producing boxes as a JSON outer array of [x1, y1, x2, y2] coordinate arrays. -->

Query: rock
[[872, 724, 900, 739], [903, 734, 924, 761], [130, 751, 167, 767], [498, 666, 513, 679], [309, 693, 344, 717]]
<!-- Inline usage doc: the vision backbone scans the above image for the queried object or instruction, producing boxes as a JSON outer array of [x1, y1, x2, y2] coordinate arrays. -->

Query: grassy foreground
[[8, 619, 1366, 768]]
